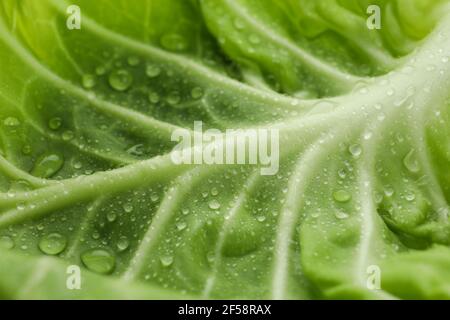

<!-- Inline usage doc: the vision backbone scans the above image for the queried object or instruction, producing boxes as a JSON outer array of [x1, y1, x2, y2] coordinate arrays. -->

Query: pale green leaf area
[[0, 0, 449, 299]]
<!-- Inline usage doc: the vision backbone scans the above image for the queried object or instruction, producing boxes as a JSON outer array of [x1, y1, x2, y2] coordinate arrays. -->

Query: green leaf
[[0, 0, 449, 299]]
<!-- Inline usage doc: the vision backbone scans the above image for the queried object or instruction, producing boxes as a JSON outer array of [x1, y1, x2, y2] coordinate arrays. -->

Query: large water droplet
[[0, 236, 14, 249], [31, 153, 64, 178], [333, 190, 351, 203], [108, 69, 133, 91], [38, 233, 67, 255], [81, 249, 115, 274], [403, 149, 420, 173]]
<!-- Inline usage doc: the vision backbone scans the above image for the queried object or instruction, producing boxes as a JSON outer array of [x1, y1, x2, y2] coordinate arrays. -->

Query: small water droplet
[[106, 212, 117, 222], [117, 236, 129, 252], [208, 199, 221, 210], [233, 18, 245, 30], [31, 153, 64, 178], [3, 117, 20, 127], [176, 221, 187, 231], [191, 87, 204, 99], [384, 187, 394, 197], [403, 149, 420, 173], [127, 56, 140, 66], [48, 117, 62, 130], [335, 211, 349, 219], [81, 74, 96, 89], [95, 66, 106, 76], [38, 233, 67, 255], [333, 190, 351, 203], [146, 64, 161, 78], [0, 236, 14, 249], [160, 33, 188, 51], [211, 187, 219, 196], [123, 203, 134, 213], [160, 255, 173, 267], [348, 144, 362, 158], [21, 145, 32, 155], [405, 191, 416, 202], [62, 130, 74, 141], [148, 92, 160, 104], [108, 69, 133, 91], [81, 249, 115, 274], [166, 92, 181, 106], [256, 215, 266, 222]]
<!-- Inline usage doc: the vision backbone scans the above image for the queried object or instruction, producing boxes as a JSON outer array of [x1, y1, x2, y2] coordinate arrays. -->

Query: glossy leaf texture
[[0, 0, 449, 299]]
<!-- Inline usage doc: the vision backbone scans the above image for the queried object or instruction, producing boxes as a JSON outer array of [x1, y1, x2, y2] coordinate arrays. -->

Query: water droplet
[[333, 190, 351, 203], [123, 203, 133, 213], [145, 64, 161, 78], [256, 215, 266, 222], [191, 87, 204, 99], [146, 64, 161, 78], [31, 153, 64, 178], [150, 194, 159, 202], [405, 191, 416, 202], [348, 144, 362, 158], [403, 149, 420, 173], [211, 187, 219, 196], [127, 56, 140, 66], [335, 211, 349, 219], [106, 212, 117, 222], [208, 199, 221, 210], [48, 117, 62, 130], [176, 221, 187, 231], [38, 233, 67, 255], [95, 66, 106, 75], [182, 208, 189, 215], [21, 145, 32, 155], [3, 117, 20, 127], [81, 249, 115, 274], [160, 255, 173, 267], [108, 69, 133, 91], [384, 187, 394, 197], [233, 18, 245, 30], [160, 33, 188, 51], [126, 144, 145, 156], [386, 88, 395, 96], [62, 130, 74, 141], [148, 92, 160, 104], [166, 92, 181, 105], [0, 236, 14, 249], [117, 236, 129, 252], [81, 74, 96, 89]]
